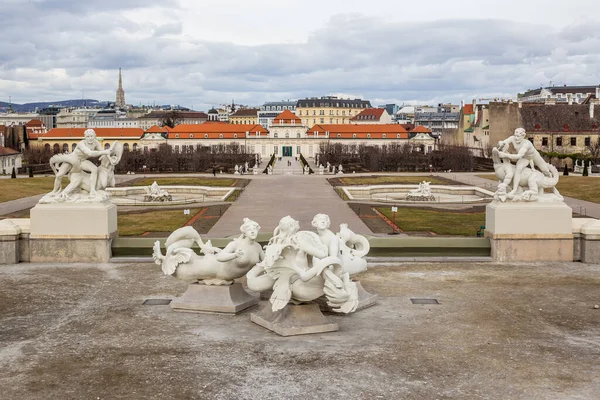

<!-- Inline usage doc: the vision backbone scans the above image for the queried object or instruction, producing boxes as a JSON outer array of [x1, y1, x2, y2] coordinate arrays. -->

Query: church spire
[[116, 67, 126, 108]]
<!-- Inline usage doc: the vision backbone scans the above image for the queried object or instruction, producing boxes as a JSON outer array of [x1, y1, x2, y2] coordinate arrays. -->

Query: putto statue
[[40, 129, 122, 203], [246, 215, 359, 314], [406, 181, 435, 201], [153, 218, 264, 313], [493, 128, 563, 202], [144, 181, 172, 202]]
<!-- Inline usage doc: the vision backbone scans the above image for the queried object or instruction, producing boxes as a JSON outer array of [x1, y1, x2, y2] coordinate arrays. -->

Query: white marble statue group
[[152, 214, 370, 315], [40, 129, 123, 203], [144, 182, 172, 202], [407, 181, 434, 201], [492, 128, 563, 202]]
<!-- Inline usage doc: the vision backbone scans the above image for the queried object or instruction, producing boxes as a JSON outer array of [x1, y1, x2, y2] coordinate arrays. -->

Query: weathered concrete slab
[[1, 261, 600, 399]]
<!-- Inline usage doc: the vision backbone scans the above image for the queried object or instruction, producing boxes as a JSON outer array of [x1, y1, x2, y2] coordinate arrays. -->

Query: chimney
[[460, 100, 464, 109], [472, 99, 476, 109], [596, 86, 600, 100], [590, 103, 595, 119]]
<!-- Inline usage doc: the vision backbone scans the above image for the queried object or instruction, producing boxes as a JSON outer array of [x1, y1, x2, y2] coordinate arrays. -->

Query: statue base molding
[[251, 302, 339, 336], [316, 280, 377, 313], [29, 202, 117, 262], [485, 201, 573, 262], [170, 282, 259, 314]]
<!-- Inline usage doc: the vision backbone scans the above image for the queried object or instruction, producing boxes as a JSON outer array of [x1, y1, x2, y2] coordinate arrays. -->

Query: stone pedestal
[[485, 201, 573, 262], [580, 220, 600, 263], [251, 303, 339, 336], [0, 220, 20, 264], [170, 282, 259, 314], [29, 202, 117, 262], [316, 280, 377, 313]]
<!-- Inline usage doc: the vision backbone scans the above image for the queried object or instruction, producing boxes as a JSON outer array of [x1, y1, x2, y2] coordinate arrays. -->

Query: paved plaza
[[1, 261, 599, 399]]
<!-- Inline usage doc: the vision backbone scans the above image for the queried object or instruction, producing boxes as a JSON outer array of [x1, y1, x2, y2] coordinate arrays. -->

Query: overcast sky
[[1, 0, 599, 110]]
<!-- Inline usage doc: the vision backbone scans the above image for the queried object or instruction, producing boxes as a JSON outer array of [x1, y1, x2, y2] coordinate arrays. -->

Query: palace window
[[274, 133, 278, 138], [585, 137, 591, 146], [297, 133, 301, 138], [133, 144, 138, 151], [174, 145, 179, 153], [72, 143, 77, 151], [123, 143, 129, 151], [556, 137, 562, 146], [64, 143, 70, 152], [320, 118, 324, 123], [542, 137, 548, 146], [570, 137, 577, 146], [285, 132, 289, 138]]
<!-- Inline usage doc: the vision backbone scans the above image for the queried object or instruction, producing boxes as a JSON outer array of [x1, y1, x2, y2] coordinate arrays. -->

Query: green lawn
[[128, 177, 238, 187], [377, 207, 486, 236], [0, 177, 55, 203], [338, 176, 449, 186], [118, 208, 202, 236], [477, 174, 600, 204]]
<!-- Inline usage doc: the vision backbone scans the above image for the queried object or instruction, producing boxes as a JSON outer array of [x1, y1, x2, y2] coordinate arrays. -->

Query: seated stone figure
[[153, 218, 264, 285]]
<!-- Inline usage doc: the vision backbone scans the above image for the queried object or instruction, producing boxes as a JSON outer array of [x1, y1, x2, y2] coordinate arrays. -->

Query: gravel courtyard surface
[[1, 261, 599, 399]]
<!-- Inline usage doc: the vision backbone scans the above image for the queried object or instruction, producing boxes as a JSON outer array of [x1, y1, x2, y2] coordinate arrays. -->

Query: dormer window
[[397, 134, 400, 138], [189, 134, 193, 138], [205, 134, 208, 138], [234, 134, 238, 138], [382, 134, 386, 138], [337, 133, 341, 138], [353, 134, 357, 138], [367, 134, 371, 138], [175, 134, 179, 138], [219, 134, 223, 138]]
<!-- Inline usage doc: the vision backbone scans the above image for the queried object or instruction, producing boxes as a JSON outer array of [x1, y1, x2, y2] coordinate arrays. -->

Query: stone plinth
[[485, 201, 573, 262], [317, 280, 377, 313], [580, 220, 600, 263], [29, 202, 117, 262], [0, 220, 21, 264], [251, 303, 339, 336], [170, 282, 259, 314]]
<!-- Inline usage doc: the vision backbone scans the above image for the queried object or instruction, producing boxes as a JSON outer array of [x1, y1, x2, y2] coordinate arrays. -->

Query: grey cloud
[[2, 9, 600, 108]]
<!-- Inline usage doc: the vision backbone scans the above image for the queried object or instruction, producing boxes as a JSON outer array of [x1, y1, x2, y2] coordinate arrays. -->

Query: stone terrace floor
[[1, 260, 599, 399]]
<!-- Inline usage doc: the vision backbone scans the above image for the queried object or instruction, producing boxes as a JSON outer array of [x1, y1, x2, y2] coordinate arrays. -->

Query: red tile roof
[[411, 125, 432, 133], [307, 124, 408, 139], [273, 110, 301, 124], [350, 108, 385, 121], [0, 146, 21, 156], [145, 125, 167, 133], [43, 128, 144, 139], [463, 104, 474, 115], [230, 108, 259, 117], [26, 119, 44, 127], [168, 123, 268, 139]]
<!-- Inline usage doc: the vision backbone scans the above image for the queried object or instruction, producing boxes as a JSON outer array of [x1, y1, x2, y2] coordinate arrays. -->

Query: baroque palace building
[[32, 110, 436, 158]]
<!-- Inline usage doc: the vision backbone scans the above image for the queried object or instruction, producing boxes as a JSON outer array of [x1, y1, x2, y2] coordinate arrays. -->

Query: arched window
[[174, 145, 180, 153], [44, 144, 51, 151], [123, 143, 130, 152], [274, 133, 278, 138], [72, 143, 77, 151], [62, 143, 69, 152], [53, 144, 60, 153], [133, 143, 138, 151], [285, 132, 289, 138], [104, 143, 110, 149], [297, 133, 301, 138]]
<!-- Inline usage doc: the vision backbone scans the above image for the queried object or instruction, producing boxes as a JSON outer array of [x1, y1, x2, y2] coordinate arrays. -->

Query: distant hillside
[[0, 99, 109, 112]]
